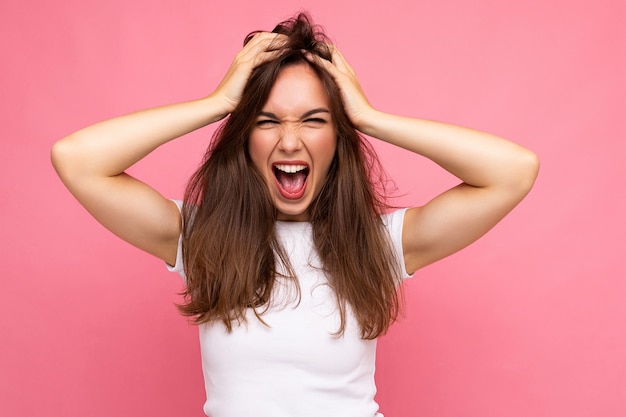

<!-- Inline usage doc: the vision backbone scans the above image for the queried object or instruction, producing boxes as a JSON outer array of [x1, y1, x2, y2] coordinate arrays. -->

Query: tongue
[[276, 170, 307, 194]]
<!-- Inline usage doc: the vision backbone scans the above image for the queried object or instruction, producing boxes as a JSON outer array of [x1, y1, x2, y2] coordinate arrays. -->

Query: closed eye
[[256, 119, 279, 127], [303, 118, 328, 124]]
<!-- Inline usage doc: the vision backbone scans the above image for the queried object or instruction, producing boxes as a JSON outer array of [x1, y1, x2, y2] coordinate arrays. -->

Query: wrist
[[200, 93, 235, 124], [353, 107, 385, 138]]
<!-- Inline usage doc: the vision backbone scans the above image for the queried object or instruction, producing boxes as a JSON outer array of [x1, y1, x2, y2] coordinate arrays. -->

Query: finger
[[243, 34, 287, 64], [328, 45, 356, 76], [305, 45, 354, 80], [234, 33, 287, 70], [247, 32, 288, 52], [252, 48, 284, 67], [304, 51, 338, 75]]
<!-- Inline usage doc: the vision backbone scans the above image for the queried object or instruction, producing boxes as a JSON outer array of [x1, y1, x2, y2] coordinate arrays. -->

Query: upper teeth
[[275, 164, 307, 173]]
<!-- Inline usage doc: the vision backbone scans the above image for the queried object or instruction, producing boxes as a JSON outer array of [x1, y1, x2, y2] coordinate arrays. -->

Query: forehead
[[262, 63, 330, 116]]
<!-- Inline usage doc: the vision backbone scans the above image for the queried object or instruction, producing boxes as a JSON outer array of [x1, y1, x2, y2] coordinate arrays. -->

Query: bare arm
[[51, 33, 286, 265], [309, 48, 540, 273], [361, 112, 539, 273], [51, 97, 228, 265]]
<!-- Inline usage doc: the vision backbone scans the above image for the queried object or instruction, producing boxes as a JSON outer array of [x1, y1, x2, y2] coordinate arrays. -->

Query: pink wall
[[2, 0, 624, 416]]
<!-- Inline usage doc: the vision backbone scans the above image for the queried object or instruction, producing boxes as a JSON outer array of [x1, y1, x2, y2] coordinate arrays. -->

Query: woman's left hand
[[305, 46, 375, 131], [309, 45, 539, 275]]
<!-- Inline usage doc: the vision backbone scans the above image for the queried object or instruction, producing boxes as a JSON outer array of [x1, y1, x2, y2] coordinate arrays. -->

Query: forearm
[[359, 110, 539, 191], [51, 94, 228, 179]]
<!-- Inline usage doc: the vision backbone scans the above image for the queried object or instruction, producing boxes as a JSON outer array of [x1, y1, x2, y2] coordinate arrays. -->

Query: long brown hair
[[178, 13, 402, 339]]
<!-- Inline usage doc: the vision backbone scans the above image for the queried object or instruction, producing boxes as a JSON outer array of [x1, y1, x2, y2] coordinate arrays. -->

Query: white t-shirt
[[168, 203, 411, 417]]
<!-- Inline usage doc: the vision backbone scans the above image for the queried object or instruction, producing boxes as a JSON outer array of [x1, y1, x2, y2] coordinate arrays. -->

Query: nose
[[277, 123, 302, 153]]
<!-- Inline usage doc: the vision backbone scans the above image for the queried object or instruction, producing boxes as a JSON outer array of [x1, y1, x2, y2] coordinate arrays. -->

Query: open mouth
[[273, 163, 310, 199]]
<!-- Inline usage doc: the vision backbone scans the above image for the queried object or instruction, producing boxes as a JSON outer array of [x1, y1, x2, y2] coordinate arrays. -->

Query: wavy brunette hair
[[178, 13, 402, 339]]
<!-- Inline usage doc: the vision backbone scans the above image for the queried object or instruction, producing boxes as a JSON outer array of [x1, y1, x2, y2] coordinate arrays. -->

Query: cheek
[[248, 132, 271, 169], [312, 130, 337, 166]]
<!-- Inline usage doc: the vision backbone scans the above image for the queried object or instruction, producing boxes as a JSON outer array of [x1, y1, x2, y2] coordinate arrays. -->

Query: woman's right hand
[[51, 33, 288, 266], [211, 32, 287, 117]]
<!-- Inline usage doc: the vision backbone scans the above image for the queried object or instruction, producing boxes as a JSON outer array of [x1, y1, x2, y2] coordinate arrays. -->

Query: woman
[[51, 13, 538, 417]]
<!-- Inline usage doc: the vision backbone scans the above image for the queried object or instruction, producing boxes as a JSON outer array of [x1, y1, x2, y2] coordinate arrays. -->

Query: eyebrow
[[258, 108, 331, 119]]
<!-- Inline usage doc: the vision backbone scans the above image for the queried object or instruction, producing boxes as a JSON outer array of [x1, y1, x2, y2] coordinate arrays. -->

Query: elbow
[[523, 149, 540, 188], [50, 139, 63, 169], [50, 135, 83, 184], [510, 148, 540, 197], [50, 138, 71, 179]]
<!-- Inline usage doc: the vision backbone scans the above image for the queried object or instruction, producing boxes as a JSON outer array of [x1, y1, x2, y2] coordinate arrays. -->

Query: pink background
[[2, 0, 624, 416]]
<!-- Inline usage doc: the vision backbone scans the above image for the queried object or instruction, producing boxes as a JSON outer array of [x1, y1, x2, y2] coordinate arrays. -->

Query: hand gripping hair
[[180, 12, 402, 340], [245, 13, 333, 63]]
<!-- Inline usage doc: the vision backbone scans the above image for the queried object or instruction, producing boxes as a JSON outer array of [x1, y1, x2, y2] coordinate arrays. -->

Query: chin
[[275, 203, 311, 222]]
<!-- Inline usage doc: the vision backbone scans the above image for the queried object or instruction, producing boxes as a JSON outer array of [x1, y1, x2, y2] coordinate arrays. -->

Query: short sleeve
[[165, 200, 186, 280], [382, 208, 414, 281]]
